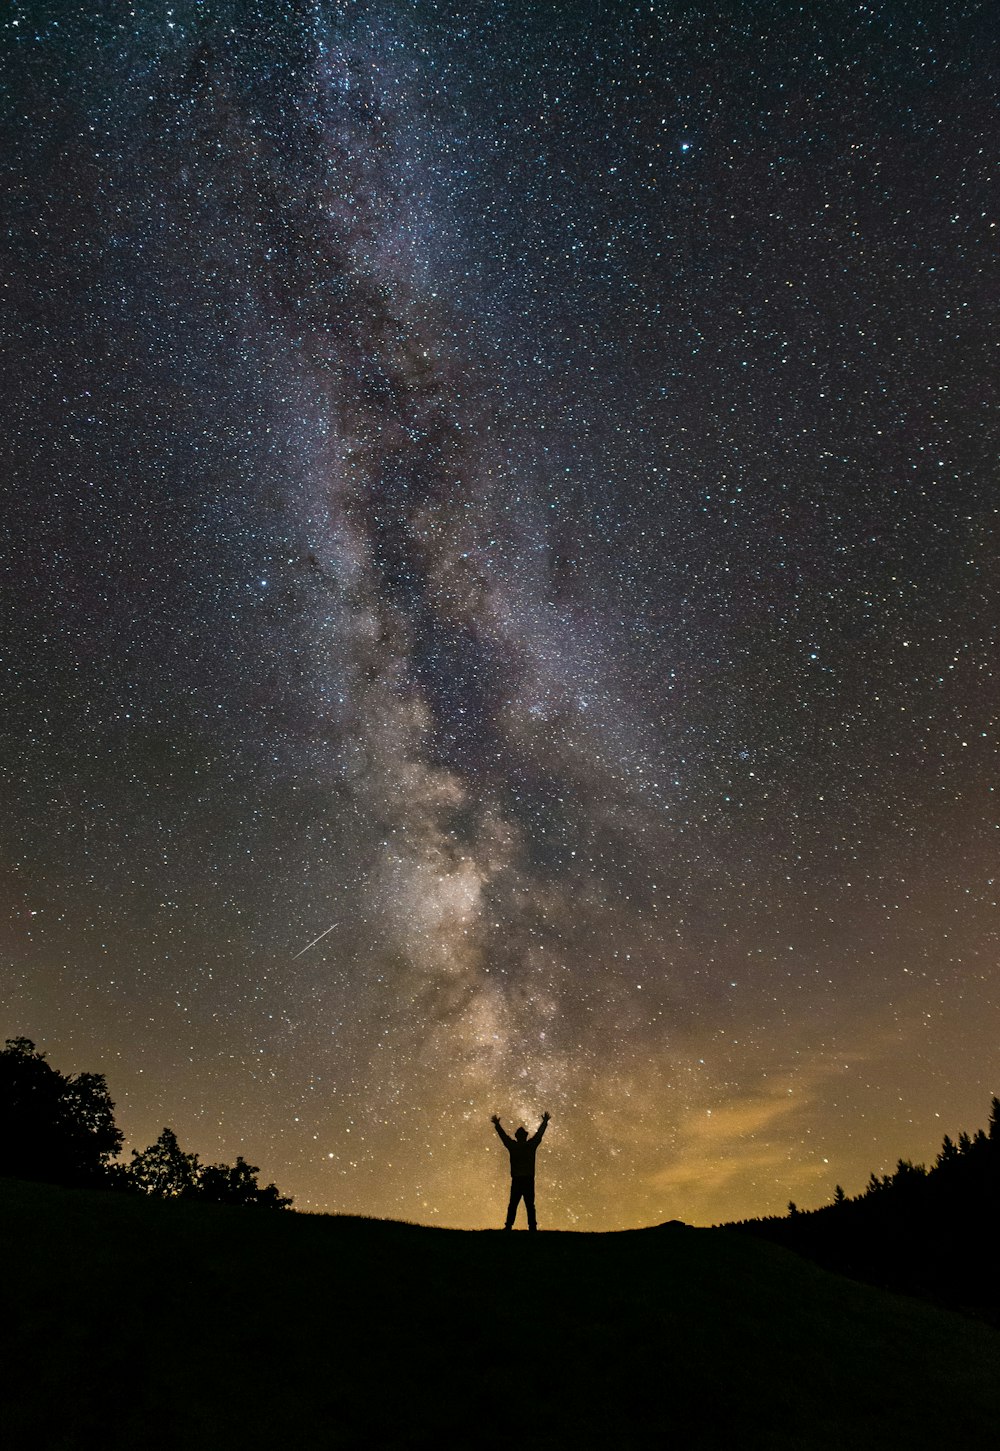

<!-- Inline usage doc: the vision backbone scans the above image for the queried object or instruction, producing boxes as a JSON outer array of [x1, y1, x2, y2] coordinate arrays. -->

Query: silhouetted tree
[[200, 1155, 292, 1208], [936, 1134, 958, 1168], [890, 1157, 927, 1192], [730, 1096, 1000, 1319], [3, 1036, 292, 1209], [126, 1127, 201, 1198], [0, 1037, 123, 1186]]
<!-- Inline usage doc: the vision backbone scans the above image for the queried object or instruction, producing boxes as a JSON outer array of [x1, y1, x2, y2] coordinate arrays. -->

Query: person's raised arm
[[491, 1113, 514, 1148], [531, 1111, 551, 1145]]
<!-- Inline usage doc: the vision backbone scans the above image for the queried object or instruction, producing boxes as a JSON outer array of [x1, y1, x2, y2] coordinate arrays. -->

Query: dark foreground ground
[[3, 1179, 1000, 1450]]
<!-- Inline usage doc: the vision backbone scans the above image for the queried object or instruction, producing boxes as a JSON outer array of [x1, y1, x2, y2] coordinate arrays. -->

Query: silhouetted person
[[492, 1111, 549, 1231]]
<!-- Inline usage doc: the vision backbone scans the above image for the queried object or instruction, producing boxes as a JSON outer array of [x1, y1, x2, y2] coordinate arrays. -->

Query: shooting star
[[292, 922, 341, 959]]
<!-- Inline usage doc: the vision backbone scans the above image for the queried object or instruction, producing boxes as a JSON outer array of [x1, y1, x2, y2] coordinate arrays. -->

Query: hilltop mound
[[3, 1178, 999, 1449]]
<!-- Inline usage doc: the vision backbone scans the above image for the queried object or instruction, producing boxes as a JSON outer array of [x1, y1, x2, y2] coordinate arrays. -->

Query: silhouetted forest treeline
[[0, 1038, 291, 1207], [726, 1099, 1000, 1321]]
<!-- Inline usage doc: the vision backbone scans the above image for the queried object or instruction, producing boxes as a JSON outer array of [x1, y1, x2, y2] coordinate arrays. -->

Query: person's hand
[[491, 1114, 499, 1125], [542, 1111, 550, 1121]]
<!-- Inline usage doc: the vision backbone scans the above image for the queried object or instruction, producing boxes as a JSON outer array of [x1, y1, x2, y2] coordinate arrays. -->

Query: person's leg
[[525, 1179, 537, 1231], [505, 1180, 523, 1229]]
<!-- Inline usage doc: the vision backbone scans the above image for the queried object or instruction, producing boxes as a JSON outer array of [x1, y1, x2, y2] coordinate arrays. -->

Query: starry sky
[[3, 0, 998, 1228]]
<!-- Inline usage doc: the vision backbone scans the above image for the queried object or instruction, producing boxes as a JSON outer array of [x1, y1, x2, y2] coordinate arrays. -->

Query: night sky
[[3, 0, 998, 1229]]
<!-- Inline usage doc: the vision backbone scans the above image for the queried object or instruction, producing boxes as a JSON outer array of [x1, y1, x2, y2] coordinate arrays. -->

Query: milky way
[[3, 1, 998, 1227]]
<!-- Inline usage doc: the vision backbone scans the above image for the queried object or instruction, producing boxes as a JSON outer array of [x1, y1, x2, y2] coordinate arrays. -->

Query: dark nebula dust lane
[[2, 1, 998, 1227]]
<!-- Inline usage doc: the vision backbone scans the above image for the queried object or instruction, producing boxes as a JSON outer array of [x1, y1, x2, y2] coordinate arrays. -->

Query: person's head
[[515, 1126, 528, 1141]]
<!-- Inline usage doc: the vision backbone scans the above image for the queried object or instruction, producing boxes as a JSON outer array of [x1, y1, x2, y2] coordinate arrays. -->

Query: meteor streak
[[292, 922, 341, 959]]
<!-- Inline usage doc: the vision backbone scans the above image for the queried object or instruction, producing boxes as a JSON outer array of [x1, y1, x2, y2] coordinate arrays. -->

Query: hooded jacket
[[494, 1118, 548, 1177]]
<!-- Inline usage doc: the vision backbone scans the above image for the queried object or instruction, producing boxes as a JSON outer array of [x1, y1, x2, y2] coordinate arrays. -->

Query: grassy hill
[[3, 1179, 999, 1450]]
